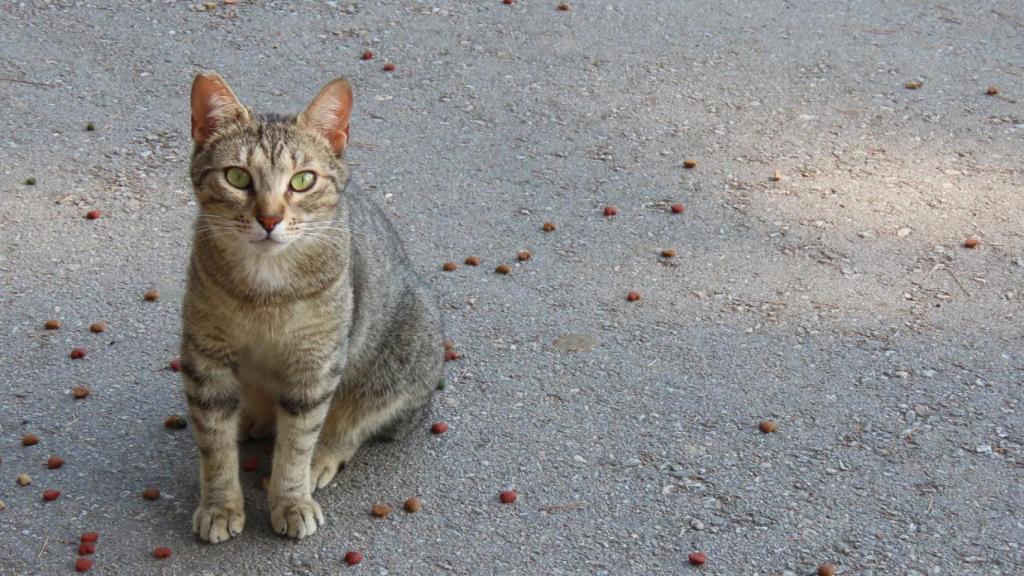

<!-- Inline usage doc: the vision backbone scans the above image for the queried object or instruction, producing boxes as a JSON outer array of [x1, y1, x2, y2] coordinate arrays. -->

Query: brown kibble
[[69, 347, 87, 360], [905, 80, 923, 90], [22, 434, 39, 447], [371, 503, 393, 518], [683, 159, 698, 169], [759, 420, 777, 434], [818, 564, 837, 576], [241, 457, 260, 472], [16, 473, 32, 486], [44, 319, 61, 330], [626, 291, 641, 302], [542, 222, 556, 232], [431, 422, 449, 434], [986, 85, 999, 96], [444, 349, 461, 362], [688, 551, 707, 565], [142, 487, 161, 501], [963, 236, 980, 248], [499, 490, 517, 504], [661, 249, 676, 258], [442, 261, 458, 272], [770, 170, 783, 182], [89, 322, 107, 333], [47, 456, 64, 470], [557, 2, 570, 10], [403, 497, 422, 513], [164, 414, 187, 429], [495, 263, 511, 275], [517, 250, 532, 261], [361, 50, 374, 61], [72, 386, 90, 399], [78, 542, 96, 555], [464, 255, 480, 266], [603, 205, 618, 217], [383, 62, 396, 72], [143, 289, 160, 301], [42, 489, 60, 501], [670, 203, 685, 214]]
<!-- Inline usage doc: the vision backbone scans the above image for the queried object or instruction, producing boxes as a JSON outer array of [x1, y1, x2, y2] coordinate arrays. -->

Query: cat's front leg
[[268, 371, 335, 539], [181, 356, 245, 543]]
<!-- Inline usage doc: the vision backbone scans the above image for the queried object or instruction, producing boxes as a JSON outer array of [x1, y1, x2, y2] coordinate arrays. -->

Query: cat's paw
[[270, 496, 324, 539], [309, 451, 346, 491], [193, 502, 245, 543]]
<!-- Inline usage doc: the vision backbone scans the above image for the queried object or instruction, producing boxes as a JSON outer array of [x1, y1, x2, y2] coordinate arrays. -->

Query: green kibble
[[436, 379, 447, 391], [24, 177, 36, 185], [85, 122, 95, 131]]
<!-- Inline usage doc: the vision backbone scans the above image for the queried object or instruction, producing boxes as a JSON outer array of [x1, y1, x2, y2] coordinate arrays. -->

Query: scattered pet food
[[759, 420, 777, 433], [75, 557, 93, 572], [242, 457, 260, 472], [361, 50, 374, 61], [371, 504, 393, 518], [818, 564, 837, 576], [24, 177, 36, 185], [42, 489, 60, 501], [85, 210, 101, 220], [143, 289, 160, 301], [70, 348, 87, 360], [688, 551, 707, 565], [905, 80, 922, 89], [986, 85, 999, 96], [464, 255, 480, 266], [16, 474, 32, 486], [442, 261, 458, 272], [963, 236, 980, 248], [495, 263, 511, 275], [683, 159, 698, 169], [153, 547, 172, 559], [142, 488, 161, 501], [383, 63, 396, 72], [44, 319, 61, 330], [85, 122, 96, 131], [345, 551, 363, 566], [404, 497, 422, 513], [670, 203, 685, 214], [517, 251, 531, 261], [444, 350, 461, 362], [169, 359, 182, 372], [603, 206, 618, 217], [164, 414, 187, 429], [47, 456, 64, 469], [542, 222, 556, 232], [80, 532, 99, 543], [499, 490, 517, 504], [770, 170, 783, 182], [78, 543, 96, 555], [22, 434, 40, 447], [89, 322, 107, 333], [661, 249, 676, 258], [430, 422, 449, 434], [626, 291, 641, 302]]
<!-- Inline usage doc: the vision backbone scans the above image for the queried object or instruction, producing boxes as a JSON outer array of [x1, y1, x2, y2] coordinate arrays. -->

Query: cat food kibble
[[503, 0, 514, 4], [153, 547, 172, 559], [361, 50, 374, 61], [770, 170, 783, 182], [70, 348, 87, 360], [495, 263, 511, 275], [905, 80, 923, 90], [986, 85, 999, 96], [345, 551, 363, 566], [542, 222, 556, 232], [371, 504, 393, 518], [42, 489, 60, 501], [759, 420, 777, 433], [85, 122, 96, 131], [16, 473, 32, 486], [78, 542, 96, 555], [22, 434, 40, 447], [603, 206, 618, 217], [443, 339, 455, 350], [404, 497, 422, 513], [383, 63, 396, 72], [142, 488, 161, 500], [683, 159, 698, 169], [670, 203, 685, 214], [688, 551, 707, 565], [24, 177, 36, 185], [143, 289, 160, 301], [661, 249, 676, 258], [442, 261, 458, 272], [164, 414, 187, 429], [75, 558, 93, 572], [444, 350, 461, 361], [47, 456, 64, 469], [169, 359, 182, 372], [80, 532, 99, 543], [818, 564, 837, 576], [517, 251, 531, 261], [464, 255, 480, 266], [89, 322, 107, 333], [44, 319, 61, 330], [963, 236, 980, 248], [626, 291, 641, 302], [242, 457, 260, 472], [430, 422, 449, 434], [499, 490, 517, 504], [85, 210, 101, 220], [558, 2, 571, 10], [72, 386, 90, 399]]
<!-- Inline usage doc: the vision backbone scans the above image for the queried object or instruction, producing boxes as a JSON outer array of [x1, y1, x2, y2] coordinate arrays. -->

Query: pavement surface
[[1, 1, 1022, 575]]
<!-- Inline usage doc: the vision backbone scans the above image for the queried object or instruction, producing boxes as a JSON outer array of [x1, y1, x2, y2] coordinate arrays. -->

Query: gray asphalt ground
[[1, 1, 1022, 574]]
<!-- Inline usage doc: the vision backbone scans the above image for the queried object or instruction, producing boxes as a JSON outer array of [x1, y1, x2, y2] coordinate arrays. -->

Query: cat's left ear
[[191, 72, 249, 147], [298, 78, 353, 156]]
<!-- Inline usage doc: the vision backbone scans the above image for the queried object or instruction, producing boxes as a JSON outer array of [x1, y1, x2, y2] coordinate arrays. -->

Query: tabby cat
[[181, 72, 442, 542]]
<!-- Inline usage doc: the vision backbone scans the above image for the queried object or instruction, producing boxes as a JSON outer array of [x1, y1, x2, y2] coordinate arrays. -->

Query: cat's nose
[[257, 214, 283, 232]]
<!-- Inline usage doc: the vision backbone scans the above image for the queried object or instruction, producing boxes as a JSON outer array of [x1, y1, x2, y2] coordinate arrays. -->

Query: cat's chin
[[249, 237, 291, 254]]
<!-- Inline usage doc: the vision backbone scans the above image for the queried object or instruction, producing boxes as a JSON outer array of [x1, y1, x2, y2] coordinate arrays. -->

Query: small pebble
[[683, 159, 698, 169], [42, 489, 60, 501], [495, 263, 511, 275], [69, 348, 87, 360], [242, 457, 260, 472], [345, 551, 363, 566], [770, 170, 783, 182], [442, 261, 458, 272], [153, 547, 172, 559], [670, 203, 685, 214], [78, 542, 96, 555], [383, 63, 396, 72], [542, 222, 556, 232], [143, 289, 160, 301], [80, 532, 99, 543], [443, 339, 455, 350], [22, 434, 40, 447], [75, 558, 93, 572], [688, 551, 707, 565], [85, 210, 101, 220], [47, 456, 64, 470], [759, 420, 777, 433], [464, 255, 480, 266], [603, 206, 618, 217], [371, 504, 393, 518], [661, 249, 676, 258], [499, 490, 517, 504], [517, 250, 532, 261], [626, 291, 641, 302], [963, 236, 980, 248], [44, 319, 61, 330], [142, 488, 161, 501], [905, 80, 923, 89], [986, 85, 999, 96], [361, 50, 374, 60], [818, 564, 837, 576], [24, 177, 36, 185], [16, 474, 32, 486], [85, 122, 96, 131], [431, 422, 449, 434], [403, 497, 422, 513], [89, 322, 107, 333]]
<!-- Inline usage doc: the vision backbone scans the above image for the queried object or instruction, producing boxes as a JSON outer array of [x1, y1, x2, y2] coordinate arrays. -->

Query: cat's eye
[[290, 171, 317, 192], [225, 167, 252, 189]]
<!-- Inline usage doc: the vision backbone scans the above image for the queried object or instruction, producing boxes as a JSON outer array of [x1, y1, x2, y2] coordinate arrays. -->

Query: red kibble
[[69, 347, 87, 360], [78, 542, 96, 555], [47, 455, 64, 469], [142, 487, 161, 500], [153, 547, 172, 559], [80, 532, 99, 543], [444, 350, 461, 362], [626, 291, 641, 302], [361, 50, 374, 61], [688, 551, 707, 565], [670, 203, 685, 214], [345, 551, 363, 566], [242, 457, 260, 472], [85, 210, 101, 220], [430, 422, 449, 434], [75, 557, 93, 572], [499, 490, 517, 504], [169, 359, 181, 372], [603, 206, 618, 217], [383, 63, 396, 72], [503, 0, 514, 4], [42, 489, 60, 501], [22, 434, 40, 446]]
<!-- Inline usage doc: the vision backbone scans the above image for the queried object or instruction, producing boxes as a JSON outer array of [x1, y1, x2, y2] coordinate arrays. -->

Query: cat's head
[[188, 72, 352, 254]]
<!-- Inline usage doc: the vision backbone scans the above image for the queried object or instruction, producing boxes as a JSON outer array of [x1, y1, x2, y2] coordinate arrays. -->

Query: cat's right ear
[[190, 72, 249, 147]]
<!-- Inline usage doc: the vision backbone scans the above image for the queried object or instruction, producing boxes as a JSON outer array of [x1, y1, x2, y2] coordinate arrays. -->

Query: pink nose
[[257, 215, 283, 232]]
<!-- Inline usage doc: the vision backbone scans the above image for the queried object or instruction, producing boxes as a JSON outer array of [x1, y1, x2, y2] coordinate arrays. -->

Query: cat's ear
[[298, 78, 353, 155], [190, 72, 249, 147]]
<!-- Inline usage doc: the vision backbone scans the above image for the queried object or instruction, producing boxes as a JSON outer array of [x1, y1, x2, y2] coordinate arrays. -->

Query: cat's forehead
[[210, 117, 326, 168]]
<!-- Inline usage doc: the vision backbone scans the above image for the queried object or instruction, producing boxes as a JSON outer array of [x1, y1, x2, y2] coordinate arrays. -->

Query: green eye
[[225, 167, 252, 189], [290, 171, 317, 192]]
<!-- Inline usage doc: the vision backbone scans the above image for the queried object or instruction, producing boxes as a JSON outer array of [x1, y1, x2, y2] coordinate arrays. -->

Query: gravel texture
[[1, 1, 1022, 575]]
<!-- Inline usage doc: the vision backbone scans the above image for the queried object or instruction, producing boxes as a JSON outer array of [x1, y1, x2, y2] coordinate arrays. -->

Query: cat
[[181, 72, 443, 542]]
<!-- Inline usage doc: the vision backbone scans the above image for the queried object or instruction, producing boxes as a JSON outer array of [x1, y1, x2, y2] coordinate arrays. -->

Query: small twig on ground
[[992, 10, 1024, 29], [0, 76, 56, 88], [945, 267, 971, 297], [540, 502, 585, 513], [37, 535, 49, 558]]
